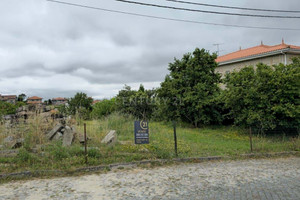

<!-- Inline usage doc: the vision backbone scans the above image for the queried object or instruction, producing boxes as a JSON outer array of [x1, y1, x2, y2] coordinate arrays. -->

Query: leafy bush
[[91, 98, 116, 119], [115, 85, 157, 120], [0, 101, 17, 115], [68, 92, 93, 120], [57, 104, 70, 116], [223, 59, 300, 132]]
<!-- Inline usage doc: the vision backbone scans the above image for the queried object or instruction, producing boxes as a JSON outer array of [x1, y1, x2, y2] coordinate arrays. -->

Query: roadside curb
[[1, 151, 298, 180]]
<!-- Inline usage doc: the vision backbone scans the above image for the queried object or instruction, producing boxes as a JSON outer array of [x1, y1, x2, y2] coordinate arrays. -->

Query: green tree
[[17, 93, 26, 102], [131, 85, 156, 120], [47, 99, 52, 105], [68, 92, 93, 119], [91, 98, 116, 119], [223, 60, 300, 132], [116, 84, 156, 120], [115, 85, 136, 115], [157, 48, 222, 127], [57, 104, 69, 116]]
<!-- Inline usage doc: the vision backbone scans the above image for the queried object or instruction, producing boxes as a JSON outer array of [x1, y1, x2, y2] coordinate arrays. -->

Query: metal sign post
[[249, 127, 253, 152], [84, 123, 88, 164], [173, 121, 178, 157]]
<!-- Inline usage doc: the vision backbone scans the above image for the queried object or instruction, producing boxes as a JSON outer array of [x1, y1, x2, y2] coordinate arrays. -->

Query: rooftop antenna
[[213, 43, 224, 56]]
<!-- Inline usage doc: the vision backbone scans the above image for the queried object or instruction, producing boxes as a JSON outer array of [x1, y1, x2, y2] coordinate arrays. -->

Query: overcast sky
[[1, 0, 300, 100]]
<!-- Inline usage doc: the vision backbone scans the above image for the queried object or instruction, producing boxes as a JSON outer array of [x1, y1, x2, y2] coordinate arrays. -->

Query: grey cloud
[[110, 31, 137, 47], [0, 0, 299, 98], [2, 62, 50, 78]]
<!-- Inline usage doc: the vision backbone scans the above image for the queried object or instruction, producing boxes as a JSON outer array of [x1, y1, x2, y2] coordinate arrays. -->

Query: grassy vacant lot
[[0, 113, 299, 174]]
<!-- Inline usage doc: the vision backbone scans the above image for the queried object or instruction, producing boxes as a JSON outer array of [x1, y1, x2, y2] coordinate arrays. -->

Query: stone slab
[[62, 126, 74, 146], [46, 124, 63, 140], [53, 132, 63, 141], [11, 138, 24, 149], [101, 130, 117, 145]]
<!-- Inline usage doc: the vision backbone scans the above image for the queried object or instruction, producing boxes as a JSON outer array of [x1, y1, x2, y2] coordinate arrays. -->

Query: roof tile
[[216, 43, 300, 63], [27, 96, 43, 100]]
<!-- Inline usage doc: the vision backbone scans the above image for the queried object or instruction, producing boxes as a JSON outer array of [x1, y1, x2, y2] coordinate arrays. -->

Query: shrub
[[87, 148, 101, 158], [0, 101, 17, 116], [91, 98, 116, 119], [115, 85, 157, 120], [223, 60, 300, 133], [48, 142, 69, 161]]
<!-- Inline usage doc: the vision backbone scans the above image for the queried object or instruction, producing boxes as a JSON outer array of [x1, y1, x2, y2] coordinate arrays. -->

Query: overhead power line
[[165, 0, 300, 13], [116, 0, 300, 19], [46, 0, 300, 31]]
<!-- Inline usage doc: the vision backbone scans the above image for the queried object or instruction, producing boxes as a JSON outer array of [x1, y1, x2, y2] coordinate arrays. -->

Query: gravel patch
[[0, 157, 299, 199]]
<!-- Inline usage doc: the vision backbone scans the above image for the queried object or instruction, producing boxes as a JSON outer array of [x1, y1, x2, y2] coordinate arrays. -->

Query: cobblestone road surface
[[0, 157, 299, 200]]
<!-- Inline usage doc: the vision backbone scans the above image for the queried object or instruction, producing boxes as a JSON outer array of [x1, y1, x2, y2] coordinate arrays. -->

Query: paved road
[[0, 157, 299, 200]]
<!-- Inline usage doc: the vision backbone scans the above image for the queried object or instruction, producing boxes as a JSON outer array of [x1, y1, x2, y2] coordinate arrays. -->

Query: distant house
[[27, 96, 43, 105], [0, 94, 17, 104], [52, 97, 68, 105], [92, 100, 101, 105], [216, 40, 300, 76]]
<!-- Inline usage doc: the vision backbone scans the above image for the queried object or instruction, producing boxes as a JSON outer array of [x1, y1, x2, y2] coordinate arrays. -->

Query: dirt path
[[0, 157, 299, 200]]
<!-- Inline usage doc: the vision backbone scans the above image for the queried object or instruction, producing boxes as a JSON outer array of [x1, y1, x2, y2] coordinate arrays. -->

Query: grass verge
[[0, 113, 299, 176]]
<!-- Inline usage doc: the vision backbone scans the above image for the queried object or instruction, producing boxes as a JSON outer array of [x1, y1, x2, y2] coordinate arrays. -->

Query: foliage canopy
[[115, 85, 156, 120], [223, 58, 300, 131], [157, 48, 222, 127]]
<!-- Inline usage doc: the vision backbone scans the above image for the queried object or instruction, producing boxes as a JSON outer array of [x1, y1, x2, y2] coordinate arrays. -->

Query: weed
[[15, 148, 34, 165], [47, 142, 69, 161]]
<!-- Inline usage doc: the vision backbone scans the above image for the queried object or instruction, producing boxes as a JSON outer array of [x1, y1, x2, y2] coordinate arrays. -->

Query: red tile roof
[[52, 97, 67, 101], [27, 96, 43, 100], [92, 100, 101, 105], [216, 42, 300, 63]]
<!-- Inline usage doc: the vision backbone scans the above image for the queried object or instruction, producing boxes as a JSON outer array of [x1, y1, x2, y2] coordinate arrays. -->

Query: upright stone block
[[62, 126, 74, 146]]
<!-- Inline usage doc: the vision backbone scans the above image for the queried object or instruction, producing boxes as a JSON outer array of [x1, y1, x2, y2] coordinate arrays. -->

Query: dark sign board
[[134, 121, 149, 144]]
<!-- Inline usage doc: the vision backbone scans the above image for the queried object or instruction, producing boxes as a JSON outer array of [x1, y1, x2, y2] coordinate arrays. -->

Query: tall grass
[[76, 113, 135, 144], [0, 113, 56, 148], [77, 112, 300, 158], [0, 112, 299, 174]]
